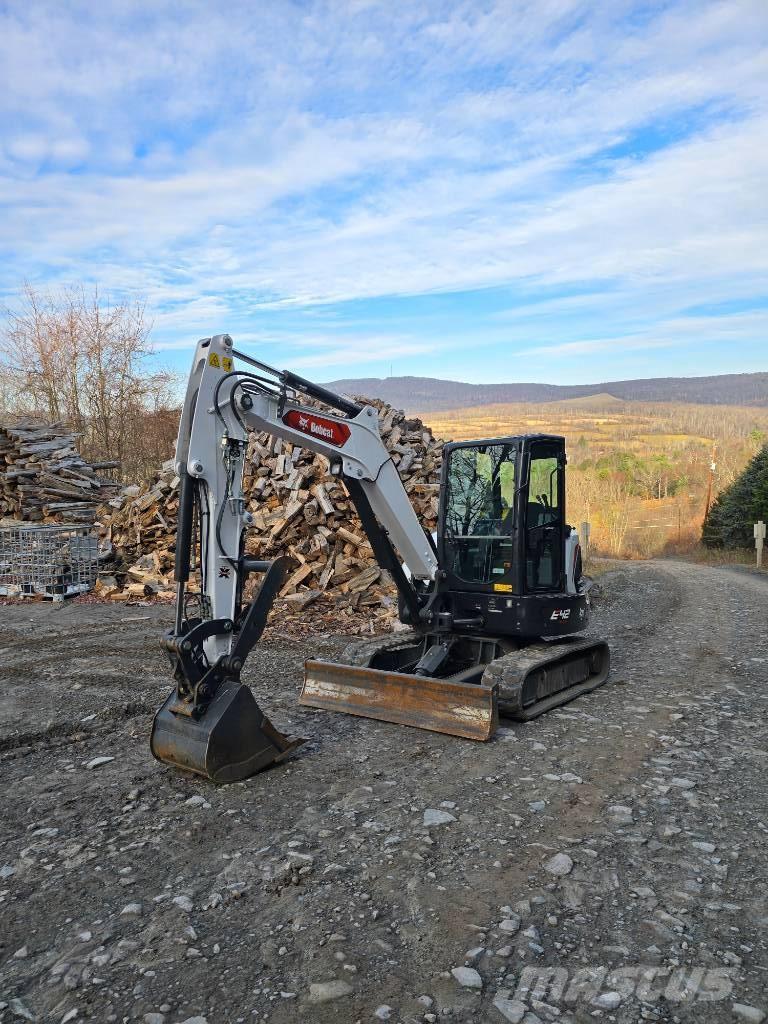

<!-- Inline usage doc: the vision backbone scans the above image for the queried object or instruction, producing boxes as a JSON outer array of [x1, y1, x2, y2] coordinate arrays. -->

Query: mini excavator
[[150, 335, 609, 782]]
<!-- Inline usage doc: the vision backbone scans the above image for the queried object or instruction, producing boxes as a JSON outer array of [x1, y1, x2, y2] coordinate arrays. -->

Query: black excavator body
[[302, 433, 610, 732]]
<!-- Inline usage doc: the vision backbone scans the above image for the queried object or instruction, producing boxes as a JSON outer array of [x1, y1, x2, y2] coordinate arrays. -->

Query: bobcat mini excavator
[[151, 334, 609, 782]]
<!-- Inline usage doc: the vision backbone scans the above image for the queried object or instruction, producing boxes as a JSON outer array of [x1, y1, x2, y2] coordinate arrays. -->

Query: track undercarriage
[[301, 629, 610, 739]]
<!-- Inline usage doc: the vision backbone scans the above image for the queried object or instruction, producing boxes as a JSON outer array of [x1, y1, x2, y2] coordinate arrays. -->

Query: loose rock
[[423, 808, 456, 827], [308, 980, 354, 1003], [732, 1006, 765, 1024], [593, 991, 622, 1010], [499, 916, 521, 934], [543, 853, 573, 877], [451, 966, 482, 989]]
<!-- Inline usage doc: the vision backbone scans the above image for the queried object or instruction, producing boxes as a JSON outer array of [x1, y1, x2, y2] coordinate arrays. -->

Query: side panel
[[447, 589, 590, 638]]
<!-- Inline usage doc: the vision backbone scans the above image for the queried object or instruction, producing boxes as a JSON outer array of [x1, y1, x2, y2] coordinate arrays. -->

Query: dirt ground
[[1, 561, 767, 1024]]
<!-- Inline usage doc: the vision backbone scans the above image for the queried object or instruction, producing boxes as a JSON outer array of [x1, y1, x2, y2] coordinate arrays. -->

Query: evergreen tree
[[702, 444, 768, 547]]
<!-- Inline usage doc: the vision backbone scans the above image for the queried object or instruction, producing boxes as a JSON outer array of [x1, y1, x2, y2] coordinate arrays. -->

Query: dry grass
[[582, 556, 619, 578], [678, 545, 766, 572], [423, 395, 768, 450]]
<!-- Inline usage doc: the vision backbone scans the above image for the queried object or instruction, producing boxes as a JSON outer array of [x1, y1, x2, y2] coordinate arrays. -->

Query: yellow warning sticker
[[493, 583, 514, 593], [222, 356, 233, 372], [208, 352, 221, 368]]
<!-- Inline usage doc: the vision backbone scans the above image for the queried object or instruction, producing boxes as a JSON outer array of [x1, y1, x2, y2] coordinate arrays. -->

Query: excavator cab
[[440, 435, 568, 602], [431, 435, 587, 641], [442, 436, 569, 589]]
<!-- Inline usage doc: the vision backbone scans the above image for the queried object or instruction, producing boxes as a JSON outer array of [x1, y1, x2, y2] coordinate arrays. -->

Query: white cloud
[[520, 310, 768, 358]]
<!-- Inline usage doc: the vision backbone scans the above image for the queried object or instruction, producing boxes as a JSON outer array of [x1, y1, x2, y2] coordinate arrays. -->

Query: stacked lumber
[[97, 400, 443, 622], [0, 420, 120, 524]]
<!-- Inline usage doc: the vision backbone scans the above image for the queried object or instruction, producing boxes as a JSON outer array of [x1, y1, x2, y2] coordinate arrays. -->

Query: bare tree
[[602, 482, 632, 556], [1, 284, 178, 480]]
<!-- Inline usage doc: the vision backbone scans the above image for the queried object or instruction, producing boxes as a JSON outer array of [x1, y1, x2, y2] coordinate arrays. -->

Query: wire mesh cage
[[0, 524, 99, 599]]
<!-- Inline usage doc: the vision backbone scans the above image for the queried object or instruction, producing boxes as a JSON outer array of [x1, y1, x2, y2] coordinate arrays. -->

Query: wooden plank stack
[[97, 399, 443, 623], [0, 420, 120, 524]]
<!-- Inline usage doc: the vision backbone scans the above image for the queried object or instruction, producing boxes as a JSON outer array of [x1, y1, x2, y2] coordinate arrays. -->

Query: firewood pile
[[96, 400, 443, 626], [0, 420, 120, 524]]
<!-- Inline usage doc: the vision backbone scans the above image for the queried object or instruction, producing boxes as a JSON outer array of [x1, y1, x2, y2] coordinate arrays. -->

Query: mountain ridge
[[325, 371, 768, 412]]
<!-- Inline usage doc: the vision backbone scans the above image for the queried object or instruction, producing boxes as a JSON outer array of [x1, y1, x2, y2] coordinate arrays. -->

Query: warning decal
[[208, 352, 233, 371]]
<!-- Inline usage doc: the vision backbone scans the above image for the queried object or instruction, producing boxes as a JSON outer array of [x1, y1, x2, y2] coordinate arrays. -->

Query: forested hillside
[[328, 372, 768, 413]]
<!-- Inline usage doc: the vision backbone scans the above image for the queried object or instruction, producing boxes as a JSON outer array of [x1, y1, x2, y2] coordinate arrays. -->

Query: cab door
[[439, 440, 518, 592], [522, 439, 565, 593]]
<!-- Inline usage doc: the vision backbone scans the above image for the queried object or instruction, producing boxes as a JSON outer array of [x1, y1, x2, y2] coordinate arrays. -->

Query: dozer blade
[[150, 678, 306, 784], [300, 660, 498, 741]]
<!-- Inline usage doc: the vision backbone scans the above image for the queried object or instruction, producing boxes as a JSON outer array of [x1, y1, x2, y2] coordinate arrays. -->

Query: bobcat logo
[[282, 408, 350, 447]]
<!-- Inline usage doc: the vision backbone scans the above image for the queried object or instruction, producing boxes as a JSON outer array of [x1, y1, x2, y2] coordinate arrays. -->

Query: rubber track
[[337, 631, 425, 668], [481, 638, 610, 721]]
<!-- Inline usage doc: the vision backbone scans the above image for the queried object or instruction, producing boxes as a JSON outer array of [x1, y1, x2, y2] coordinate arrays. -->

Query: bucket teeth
[[300, 660, 497, 741], [151, 678, 306, 783]]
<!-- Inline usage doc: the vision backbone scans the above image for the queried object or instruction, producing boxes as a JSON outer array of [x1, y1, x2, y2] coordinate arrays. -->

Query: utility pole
[[704, 442, 717, 520]]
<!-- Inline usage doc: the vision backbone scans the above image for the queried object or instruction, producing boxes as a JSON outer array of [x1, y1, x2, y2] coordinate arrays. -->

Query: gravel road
[[1, 560, 767, 1024]]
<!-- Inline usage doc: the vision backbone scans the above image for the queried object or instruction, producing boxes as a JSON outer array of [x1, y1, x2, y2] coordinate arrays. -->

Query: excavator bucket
[[300, 660, 498, 741], [151, 678, 305, 784]]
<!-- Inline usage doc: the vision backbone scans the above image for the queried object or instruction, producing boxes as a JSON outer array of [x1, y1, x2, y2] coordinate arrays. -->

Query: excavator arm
[[150, 334, 439, 781]]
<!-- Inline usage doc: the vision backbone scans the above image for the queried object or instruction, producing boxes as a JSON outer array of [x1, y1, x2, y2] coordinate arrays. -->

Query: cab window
[[443, 444, 516, 584]]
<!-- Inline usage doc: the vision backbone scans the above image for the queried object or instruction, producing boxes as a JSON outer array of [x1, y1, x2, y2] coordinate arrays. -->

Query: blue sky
[[1, 0, 767, 385]]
